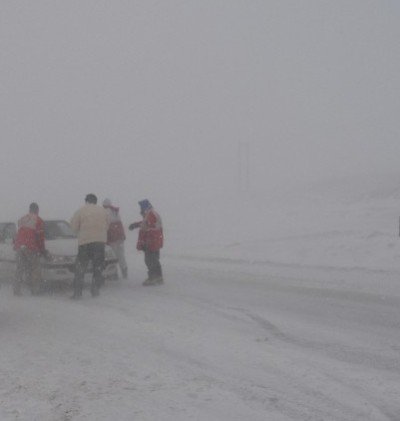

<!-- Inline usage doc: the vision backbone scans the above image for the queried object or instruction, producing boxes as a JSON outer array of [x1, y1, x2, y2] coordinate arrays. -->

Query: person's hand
[[42, 249, 52, 261], [129, 222, 141, 230], [137, 242, 145, 251]]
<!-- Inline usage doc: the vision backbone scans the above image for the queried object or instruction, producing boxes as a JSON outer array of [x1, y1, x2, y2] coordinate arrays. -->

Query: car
[[0, 219, 118, 287]]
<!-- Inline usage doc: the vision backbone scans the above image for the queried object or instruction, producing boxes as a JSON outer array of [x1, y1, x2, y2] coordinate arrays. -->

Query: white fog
[[1, 1, 400, 420]]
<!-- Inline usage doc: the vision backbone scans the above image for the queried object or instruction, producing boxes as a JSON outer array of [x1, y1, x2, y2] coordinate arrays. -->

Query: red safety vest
[[14, 213, 45, 252], [137, 208, 163, 252]]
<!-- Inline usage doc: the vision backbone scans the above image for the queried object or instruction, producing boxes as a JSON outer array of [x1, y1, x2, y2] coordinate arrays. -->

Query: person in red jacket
[[129, 199, 164, 286], [13, 202, 48, 295], [103, 198, 128, 279]]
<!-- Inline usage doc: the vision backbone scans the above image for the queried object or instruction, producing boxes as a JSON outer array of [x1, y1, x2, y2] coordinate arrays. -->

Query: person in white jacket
[[70, 194, 109, 299]]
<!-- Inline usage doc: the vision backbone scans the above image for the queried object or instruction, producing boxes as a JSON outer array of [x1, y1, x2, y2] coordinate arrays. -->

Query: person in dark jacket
[[129, 199, 164, 286]]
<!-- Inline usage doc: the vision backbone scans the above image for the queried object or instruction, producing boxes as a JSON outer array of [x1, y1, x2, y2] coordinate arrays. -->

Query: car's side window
[[0, 223, 17, 244]]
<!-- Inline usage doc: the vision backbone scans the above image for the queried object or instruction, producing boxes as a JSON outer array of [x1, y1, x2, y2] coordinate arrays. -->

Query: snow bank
[[165, 173, 400, 272]]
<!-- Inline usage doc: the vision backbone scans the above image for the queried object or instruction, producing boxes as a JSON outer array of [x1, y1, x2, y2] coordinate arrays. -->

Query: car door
[[0, 222, 17, 281]]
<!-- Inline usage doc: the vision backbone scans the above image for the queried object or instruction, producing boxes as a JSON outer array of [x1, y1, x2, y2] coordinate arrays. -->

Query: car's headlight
[[48, 254, 75, 264]]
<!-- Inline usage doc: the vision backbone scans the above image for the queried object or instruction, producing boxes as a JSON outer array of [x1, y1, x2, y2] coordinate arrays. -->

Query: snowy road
[[1, 258, 400, 420]]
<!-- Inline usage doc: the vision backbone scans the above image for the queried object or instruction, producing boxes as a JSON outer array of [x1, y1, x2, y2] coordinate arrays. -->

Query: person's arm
[[146, 212, 157, 229], [136, 229, 146, 251], [70, 210, 80, 234], [35, 218, 46, 254], [128, 221, 142, 230], [105, 208, 111, 229]]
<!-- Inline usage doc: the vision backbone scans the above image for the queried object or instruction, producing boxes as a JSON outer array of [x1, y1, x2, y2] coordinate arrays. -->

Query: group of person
[[12, 195, 164, 298]]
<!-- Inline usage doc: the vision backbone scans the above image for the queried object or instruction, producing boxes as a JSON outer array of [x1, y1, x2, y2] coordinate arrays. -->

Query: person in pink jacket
[[102, 198, 128, 279]]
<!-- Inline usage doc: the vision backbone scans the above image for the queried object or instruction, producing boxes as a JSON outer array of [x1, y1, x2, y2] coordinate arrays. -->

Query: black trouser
[[14, 248, 42, 294], [73, 242, 105, 295], [144, 250, 162, 280]]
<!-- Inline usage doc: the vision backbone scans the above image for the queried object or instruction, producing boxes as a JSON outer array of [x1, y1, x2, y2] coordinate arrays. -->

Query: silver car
[[0, 220, 118, 285]]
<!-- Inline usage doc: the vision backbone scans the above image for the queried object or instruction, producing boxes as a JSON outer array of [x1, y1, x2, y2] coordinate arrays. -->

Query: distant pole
[[237, 142, 241, 191], [245, 142, 250, 192], [398, 216, 400, 237], [238, 141, 250, 192]]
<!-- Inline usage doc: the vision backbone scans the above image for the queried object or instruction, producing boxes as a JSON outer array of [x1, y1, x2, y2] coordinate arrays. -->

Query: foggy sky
[[1, 1, 399, 219]]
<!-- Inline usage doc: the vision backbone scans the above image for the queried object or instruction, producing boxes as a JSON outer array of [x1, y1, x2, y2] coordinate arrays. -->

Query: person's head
[[85, 194, 97, 204], [29, 202, 39, 214], [138, 199, 152, 216], [102, 198, 112, 208]]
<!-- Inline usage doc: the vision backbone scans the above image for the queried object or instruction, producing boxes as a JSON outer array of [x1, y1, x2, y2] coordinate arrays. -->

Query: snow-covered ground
[[1, 176, 400, 420]]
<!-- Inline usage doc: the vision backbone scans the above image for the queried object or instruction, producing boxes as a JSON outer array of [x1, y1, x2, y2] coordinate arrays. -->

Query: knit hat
[[138, 199, 152, 212], [85, 194, 97, 204], [103, 198, 112, 207], [29, 202, 39, 213]]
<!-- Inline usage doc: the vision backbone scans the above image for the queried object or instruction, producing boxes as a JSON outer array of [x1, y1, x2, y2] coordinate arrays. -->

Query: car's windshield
[[44, 220, 76, 240]]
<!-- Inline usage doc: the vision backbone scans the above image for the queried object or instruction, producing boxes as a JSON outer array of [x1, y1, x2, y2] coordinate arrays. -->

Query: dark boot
[[154, 276, 164, 284], [13, 285, 22, 296], [90, 283, 99, 297], [142, 277, 163, 286], [30, 283, 42, 296]]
